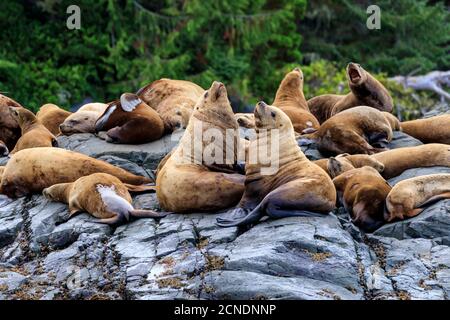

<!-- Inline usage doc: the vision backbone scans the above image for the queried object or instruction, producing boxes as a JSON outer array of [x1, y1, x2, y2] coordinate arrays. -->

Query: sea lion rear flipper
[[124, 184, 156, 194], [129, 209, 169, 219], [94, 213, 124, 225], [120, 93, 142, 112], [267, 207, 326, 219], [216, 205, 263, 228]]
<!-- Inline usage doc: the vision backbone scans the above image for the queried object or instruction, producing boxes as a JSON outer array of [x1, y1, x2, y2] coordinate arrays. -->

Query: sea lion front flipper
[[120, 93, 142, 112], [216, 205, 263, 228], [129, 209, 170, 219], [266, 207, 326, 219], [216, 207, 250, 224], [124, 184, 156, 193], [94, 213, 124, 225]]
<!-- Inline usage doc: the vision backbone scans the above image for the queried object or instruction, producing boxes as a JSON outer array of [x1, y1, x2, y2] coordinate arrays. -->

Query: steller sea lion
[[9, 107, 57, 154], [0, 147, 152, 198], [333, 165, 391, 232], [156, 81, 245, 213], [308, 63, 393, 123], [372, 144, 450, 179], [383, 112, 401, 131], [60, 102, 107, 135], [216, 102, 336, 228], [95, 93, 164, 144], [314, 153, 385, 178], [400, 115, 450, 144], [43, 173, 167, 225], [385, 174, 450, 222], [0, 94, 22, 150], [137, 78, 205, 133], [300, 106, 393, 156], [0, 140, 9, 157], [36, 103, 72, 136]]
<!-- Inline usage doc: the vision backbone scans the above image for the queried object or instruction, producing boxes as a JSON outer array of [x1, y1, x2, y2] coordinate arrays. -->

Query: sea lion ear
[[120, 93, 142, 112], [328, 157, 344, 178]]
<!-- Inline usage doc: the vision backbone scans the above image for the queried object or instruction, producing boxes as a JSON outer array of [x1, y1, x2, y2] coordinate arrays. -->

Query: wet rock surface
[[0, 130, 449, 300]]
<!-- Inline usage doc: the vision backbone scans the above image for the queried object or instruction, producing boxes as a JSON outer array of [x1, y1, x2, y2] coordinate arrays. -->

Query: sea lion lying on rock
[[0, 147, 152, 198], [308, 63, 393, 123], [0, 94, 22, 150], [43, 173, 167, 225], [333, 165, 391, 232], [137, 78, 204, 133], [314, 153, 385, 178], [400, 115, 450, 144], [60, 102, 107, 135], [95, 93, 164, 144], [156, 81, 245, 212], [9, 107, 57, 154], [385, 174, 450, 222], [36, 103, 72, 135], [217, 102, 336, 228], [300, 106, 393, 156]]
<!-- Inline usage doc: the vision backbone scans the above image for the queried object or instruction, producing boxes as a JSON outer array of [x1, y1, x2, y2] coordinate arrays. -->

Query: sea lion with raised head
[[385, 174, 450, 222], [400, 115, 450, 144], [0, 147, 152, 198], [216, 102, 336, 228], [95, 93, 165, 144], [0, 94, 22, 150], [60, 102, 107, 135], [301, 106, 393, 156], [308, 63, 393, 123], [333, 165, 391, 232], [36, 103, 72, 135], [137, 78, 204, 133], [156, 81, 245, 212], [314, 153, 385, 178], [9, 107, 57, 154], [43, 173, 167, 225]]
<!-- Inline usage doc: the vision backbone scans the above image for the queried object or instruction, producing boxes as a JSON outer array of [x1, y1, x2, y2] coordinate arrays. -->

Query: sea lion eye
[[271, 111, 276, 118], [84, 117, 89, 120]]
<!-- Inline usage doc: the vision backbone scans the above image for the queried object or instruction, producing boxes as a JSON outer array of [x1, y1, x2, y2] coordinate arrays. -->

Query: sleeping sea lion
[[314, 153, 385, 178], [400, 114, 450, 144], [60, 103, 107, 135]]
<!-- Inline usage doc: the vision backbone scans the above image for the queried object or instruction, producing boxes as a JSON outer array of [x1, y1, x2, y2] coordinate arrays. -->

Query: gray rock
[[388, 131, 422, 149], [0, 271, 28, 293]]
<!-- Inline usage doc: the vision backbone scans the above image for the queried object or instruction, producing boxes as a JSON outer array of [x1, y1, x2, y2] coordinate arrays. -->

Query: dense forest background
[[0, 0, 448, 119]]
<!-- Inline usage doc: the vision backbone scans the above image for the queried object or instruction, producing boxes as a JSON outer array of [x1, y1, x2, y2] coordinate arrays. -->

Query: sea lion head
[[0, 140, 9, 157], [346, 62, 393, 112], [280, 67, 304, 92], [60, 111, 99, 135], [384, 191, 414, 222], [352, 186, 387, 232], [168, 105, 193, 131], [254, 101, 293, 132], [328, 154, 385, 178], [43, 184, 69, 203], [8, 106, 37, 128]]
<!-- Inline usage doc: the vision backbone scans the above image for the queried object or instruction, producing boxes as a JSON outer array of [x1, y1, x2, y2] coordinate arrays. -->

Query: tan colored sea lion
[[36, 103, 72, 135], [308, 63, 393, 123], [0, 94, 22, 150], [216, 102, 336, 227], [95, 94, 164, 144], [333, 166, 391, 232], [156, 81, 245, 213], [273, 67, 320, 133], [0, 147, 152, 198], [385, 174, 450, 222], [314, 153, 385, 178], [372, 144, 450, 179], [0, 140, 8, 157], [400, 115, 450, 144], [43, 173, 167, 225], [383, 112, 401, 131], [9, 107, 57, 154], [301, 106, 393, 156], [60, 103, 107, 135], [235, 113, 255, 128], [137, 78, 204, 132]]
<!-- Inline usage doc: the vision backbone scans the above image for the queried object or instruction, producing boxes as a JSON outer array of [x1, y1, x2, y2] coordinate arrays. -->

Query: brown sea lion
[[0, 140, 9, 157], [301, 106, 393, 156], [95, 94, 164, 144], [372, 144, 450, 179], [43, 173, 167, 225], [308, 63, 393, 123], [156, 81, 245, 213], [400, 115, 450, 144], [36, 103, 72, 135], [9, 107, 57, 154], [0, 94, 22, 150], [333, 165, 391, 232], [60, 103, 107, 135], [137, 78, 204, 132], [385, 174, 450, 222], [0, 147, 152, 198], [216, 102, 336, 228], [314, 153, 385, 178]]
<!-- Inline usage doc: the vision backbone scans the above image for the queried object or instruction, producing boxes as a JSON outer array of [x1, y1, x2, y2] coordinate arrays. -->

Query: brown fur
[[0, 94, 22, 150], [216, 102, 336, 227], [36, 103, 72, 135], [156, 81, 245, 213], [43, 173, 166, 225], [0, 147, 152, 198], [95, 95, 164, 144], [308, 63, 393, 123], [314, 153, 385, 178], [303, 106, 393, 156], [372, 144, 450, 179], [333, 166, 392, 232], [383, 112, 401, 131], [60, 103, 107, 135], [9, 107, 57, 154], [385, 174, 450, 222], [401, 115, 450, 144], [137, 79, 204, 132]]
